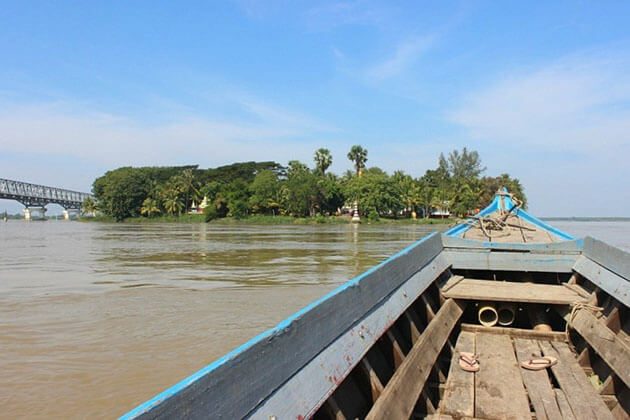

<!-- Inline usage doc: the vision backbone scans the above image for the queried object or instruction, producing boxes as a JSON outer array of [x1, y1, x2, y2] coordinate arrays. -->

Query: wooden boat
[[122, 190, 629, 419]]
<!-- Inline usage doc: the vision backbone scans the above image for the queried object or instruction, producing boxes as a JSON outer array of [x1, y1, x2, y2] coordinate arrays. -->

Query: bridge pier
[[63, 208, 80, 220], [24, 206, 47, 221]]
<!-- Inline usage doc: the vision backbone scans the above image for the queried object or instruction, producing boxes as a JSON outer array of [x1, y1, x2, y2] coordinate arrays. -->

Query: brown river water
[[1, 220, 628, 419]]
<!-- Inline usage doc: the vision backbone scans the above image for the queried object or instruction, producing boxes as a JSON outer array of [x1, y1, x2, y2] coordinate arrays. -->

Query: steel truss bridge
[[0, 178, 92, 210]]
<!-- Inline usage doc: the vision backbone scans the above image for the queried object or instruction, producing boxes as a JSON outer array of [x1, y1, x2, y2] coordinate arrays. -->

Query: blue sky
[[1, 1, 629, 216]]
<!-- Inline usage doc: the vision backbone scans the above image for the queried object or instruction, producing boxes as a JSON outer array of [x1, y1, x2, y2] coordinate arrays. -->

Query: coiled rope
[[565, 302, 603, 351]]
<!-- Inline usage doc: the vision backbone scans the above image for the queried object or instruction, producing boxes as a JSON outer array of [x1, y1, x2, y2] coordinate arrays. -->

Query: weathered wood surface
[[554, 389, 577, 420], [365, 299, 464, 420], [443, 278, 587, 304], [322, 397, 346, 420], [442, 234, 584, 252], [386, 329, 406, 368], [539, 341, 614, 420], [573, 255, 630, 308], [252, 252, 450, 419], [440, 275, 465, 293], [461, 323, 567, 341], [439, 331, 475, 418], [513, 338, 563, 420], [444, 249, 577, 273], [474, 333, 531, 420], [125, 233, 446, 419], [359, 358, 383, 402], [404, 308, 422, 343], [568, 308, 630, 388], [563, 282, 592, 299], [583, 236, 630, 281], [461, 214, 564, 243]]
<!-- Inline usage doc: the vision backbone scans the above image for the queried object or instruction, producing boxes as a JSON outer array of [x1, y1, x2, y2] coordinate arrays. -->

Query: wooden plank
[[359, 358, 384, 402], [404, 309, 422, 343], [599, 375, 616, 395], [442, 234, 584, 252], [554, 389, 577, 420], [513, 338, 563, 420], [439, 331, 475, 418], [443, 278, 587, 304], [568, 308, 630, 388], [253, 253, 450, 419], [461, 323, 566, 341], [365, 299, 465, 420], [602, 395, 619, 410], [444, 249, 577, 273], [474, 333, 531, 420], [563, 282, 592, 299], [573, 255, 630, 308], [605, 306, 621, 333], [583, 236, 630, 282], [539, 341, 613, 420], [386, 330, 406, 368], [322, 397, 346, 420], [422, 294, 437, 321], [125, 233, 446, 420], [440, 275, 465, 293]]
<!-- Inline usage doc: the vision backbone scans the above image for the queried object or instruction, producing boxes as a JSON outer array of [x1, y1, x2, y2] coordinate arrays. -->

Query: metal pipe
[[497, 303, 517, 326], [478, 303, 498, 327]]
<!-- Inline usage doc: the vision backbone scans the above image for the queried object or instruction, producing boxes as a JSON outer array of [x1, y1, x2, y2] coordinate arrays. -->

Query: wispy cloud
[[0, 94, 336, 171], [304, 0, 389, 31], [450, 51, 630, 152], [450, 49, 630, 215], [365, 36, 434, 81]]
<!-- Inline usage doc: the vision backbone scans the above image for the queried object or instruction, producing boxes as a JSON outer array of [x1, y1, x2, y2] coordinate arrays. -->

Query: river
[[0, 220, 628, 418]]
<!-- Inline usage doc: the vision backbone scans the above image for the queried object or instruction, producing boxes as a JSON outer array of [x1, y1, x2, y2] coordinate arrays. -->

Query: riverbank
[[82, 214, 457, 225]]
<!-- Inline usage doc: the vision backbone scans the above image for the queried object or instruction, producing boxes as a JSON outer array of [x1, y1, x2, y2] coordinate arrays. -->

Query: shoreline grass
[[81, 214, 457, 225]]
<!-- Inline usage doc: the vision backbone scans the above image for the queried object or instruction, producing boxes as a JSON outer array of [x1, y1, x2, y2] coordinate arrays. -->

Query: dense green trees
[[249, 170, 281, 215], [92, 167, 153, 221], [92, 147, 527, 221]]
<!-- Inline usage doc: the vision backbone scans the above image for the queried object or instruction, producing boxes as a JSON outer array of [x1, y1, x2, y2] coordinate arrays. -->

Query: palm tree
[[163, 194, 184, 216], [314, 148, 333, 175], [140, 197, 161, 217], [161, 184, 184, 216], [347, 145, 368, 176], [82, 196, 97, 215], [177, 168, 199, 213]]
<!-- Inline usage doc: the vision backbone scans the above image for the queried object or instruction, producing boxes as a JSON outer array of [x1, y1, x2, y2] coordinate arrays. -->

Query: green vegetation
[[88, 147, 526, 223]]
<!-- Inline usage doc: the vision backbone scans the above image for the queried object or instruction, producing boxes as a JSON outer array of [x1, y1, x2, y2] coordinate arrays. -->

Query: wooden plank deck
[[436, 331, 617, 419], [442, 279, 588, 304], [439, 331, 475, 417], [513, 338, 563, 420], [539, 341, 614, 420], [461, 323, 567, 341], [475, 333, 531, 419]]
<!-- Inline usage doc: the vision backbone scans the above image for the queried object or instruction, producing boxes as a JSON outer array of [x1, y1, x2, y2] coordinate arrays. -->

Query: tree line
[[85, 147, 526, 222]]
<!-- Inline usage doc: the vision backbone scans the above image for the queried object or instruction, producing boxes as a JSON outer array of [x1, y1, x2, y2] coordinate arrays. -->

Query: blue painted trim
[[445, 188, 574, 241], [120, 232, 442, 419]]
